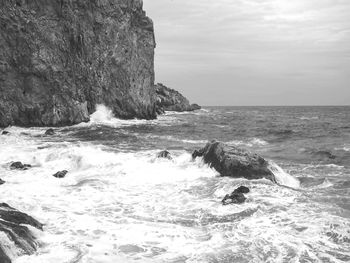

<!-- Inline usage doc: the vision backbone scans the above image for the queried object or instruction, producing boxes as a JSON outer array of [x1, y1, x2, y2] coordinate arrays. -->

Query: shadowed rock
[[0, 179, 5, 185], [10, 162, 31, 170], [222, 186, 250, 205], [155, 83, 201, 113], [156, 150, 172, 160], [44, 129, 55, 136], [0, 203, 43, 262], [192, 140, 276, 182], [1, 131, 10, 135], [53, 170, 68, 178]]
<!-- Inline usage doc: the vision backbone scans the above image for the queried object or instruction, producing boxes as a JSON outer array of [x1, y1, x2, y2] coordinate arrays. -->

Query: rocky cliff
[[155, 83, 201, 113], [0, 0, 156, 127]]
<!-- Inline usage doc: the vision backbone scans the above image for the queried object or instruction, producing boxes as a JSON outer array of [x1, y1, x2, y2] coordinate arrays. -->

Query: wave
[[299, 116, 319, 120], [268, 162, 300, 188], [226, 138, 268, 147]]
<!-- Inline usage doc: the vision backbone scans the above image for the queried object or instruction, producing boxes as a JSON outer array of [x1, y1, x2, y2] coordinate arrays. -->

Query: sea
[[0, 105, 349, 263]]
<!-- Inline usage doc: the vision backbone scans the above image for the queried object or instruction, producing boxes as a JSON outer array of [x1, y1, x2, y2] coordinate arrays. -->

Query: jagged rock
[[222, 192, 246, 205], [156, 150, 172, 160], [52, 170, 68, 178], [221, 186, 250, 205], [0, 203, 43, 262], [0, 0, 157, 127], [193, 141, 276, 182], [1, 131, 10, 135], [0, 178, 5, 185], [44, 129, 55, 136], [10, 162, 31, 170], [155, 83, 201, 113]]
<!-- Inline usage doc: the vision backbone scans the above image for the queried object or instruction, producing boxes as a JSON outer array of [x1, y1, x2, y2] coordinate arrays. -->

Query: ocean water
[[1, 105, 350, 263]]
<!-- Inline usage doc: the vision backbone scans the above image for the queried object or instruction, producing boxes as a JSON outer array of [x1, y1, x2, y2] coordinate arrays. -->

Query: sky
[[143, 0, 350, 106]]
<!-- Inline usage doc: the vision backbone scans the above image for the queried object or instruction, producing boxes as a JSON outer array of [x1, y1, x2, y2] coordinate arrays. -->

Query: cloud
[[144, 0, 350, 105]]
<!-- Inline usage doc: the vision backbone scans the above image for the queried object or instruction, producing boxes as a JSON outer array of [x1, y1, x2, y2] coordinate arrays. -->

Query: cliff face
[[155, 83, 201, 113], [0, 0, 156, 127]]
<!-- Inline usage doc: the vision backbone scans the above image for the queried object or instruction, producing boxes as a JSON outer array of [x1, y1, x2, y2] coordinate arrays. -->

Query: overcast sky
[[143, 0, 350, 106]]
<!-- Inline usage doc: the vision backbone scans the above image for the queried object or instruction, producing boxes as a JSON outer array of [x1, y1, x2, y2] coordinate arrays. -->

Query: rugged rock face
[[0, 0, 156, 127], [0, 203, 43, 262], [193, 140, 276, 182], [155, 83, 201, 113]]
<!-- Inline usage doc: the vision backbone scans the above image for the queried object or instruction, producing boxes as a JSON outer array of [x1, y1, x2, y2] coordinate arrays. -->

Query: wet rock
[[155, 83, 201, 113], [193, 140, 276, 182], [0, 203, 43, 262], [222, 192, 247, 205], [44, 129, 55, 136], [234, 186, 250, 194], [52, 170, 68, 178], [0, 178, 5, 185], [0, 0, 157, 127], [1, 131, 10, 135], [156, 150, 172, 160], [222, 186, 250, 205], [10, 162, 31, 170]]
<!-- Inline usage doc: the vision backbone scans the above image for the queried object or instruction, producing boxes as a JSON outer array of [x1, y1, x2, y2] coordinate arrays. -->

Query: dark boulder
[[53, 170, 68, 178], [10, 162, 31, 170], [156, 150, 172, 160], [0, 203, 43, 262], [0, 179, 5, 185], [155, 83, 201, 113], [222, 186, 250, 205], [192, 140, 276, 182], [222, 192, 247, 205], [44, 129, 55, 136], [1, 131, 10, 135], [234, 186, 250, 194]]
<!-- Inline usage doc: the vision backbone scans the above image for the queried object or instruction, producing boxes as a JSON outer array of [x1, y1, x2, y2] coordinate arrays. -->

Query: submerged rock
[[10, 162, 31, 170], [0, 0, 157, 127], [156, 150, 172, 160], [0, 203, 43, 262], [44, 129, 55, 136], [0, 178, 5, 185], [53, 170, 68, 178], [155, 83, 201, 113], [222, 186, 250, 205], [193, 140, 276, 182]]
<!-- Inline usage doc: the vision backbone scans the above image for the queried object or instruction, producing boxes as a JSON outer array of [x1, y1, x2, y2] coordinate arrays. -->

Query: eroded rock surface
[[0, 203, 43, 262], [0, 0, 156, 127], [155, 83, 201, 113], [193, 140, 276, 182]]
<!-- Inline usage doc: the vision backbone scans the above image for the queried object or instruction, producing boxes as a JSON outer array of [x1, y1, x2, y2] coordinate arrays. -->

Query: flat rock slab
[[193, 140, 276, 182], [0, 203, 43, 262]]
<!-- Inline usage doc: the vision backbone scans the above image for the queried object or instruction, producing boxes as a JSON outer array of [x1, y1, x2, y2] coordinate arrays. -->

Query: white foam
[[226, 138, 268, 147], [268, 162, 300, 188]]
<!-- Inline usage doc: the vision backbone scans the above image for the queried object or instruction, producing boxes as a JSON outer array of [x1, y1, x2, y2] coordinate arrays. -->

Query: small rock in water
[[222, 192, 247, 205], [0, 179, 5, 185], [10, 162, 32, 170], [45, 128, 55, 135], [221, 186, 250, 205], [233, 186, 250, 194], [53, 170, 68, 178], [1, 130, 10, 135], [157, 150, 172, 160]]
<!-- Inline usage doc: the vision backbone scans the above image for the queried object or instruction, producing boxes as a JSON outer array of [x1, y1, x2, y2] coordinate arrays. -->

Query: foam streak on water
[[1, 105, 350, 263]]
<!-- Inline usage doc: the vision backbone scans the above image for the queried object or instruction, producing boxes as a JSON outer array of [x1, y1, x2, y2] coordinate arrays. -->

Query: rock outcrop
[[52, 170, 68, 178], [193, 141, 276, 182], [0, 0, 156, 127], [155, 83, 201, 113], [0, 203, 43, 262], [9, 162, 31, 170]]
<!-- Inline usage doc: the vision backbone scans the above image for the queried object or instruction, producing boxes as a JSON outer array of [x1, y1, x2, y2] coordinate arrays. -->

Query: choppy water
[[1, 105, 350, 263]]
